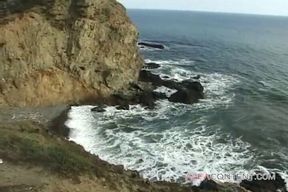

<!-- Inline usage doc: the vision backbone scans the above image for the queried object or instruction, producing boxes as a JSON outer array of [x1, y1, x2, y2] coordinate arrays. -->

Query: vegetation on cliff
[[0, 120, 193, 192]]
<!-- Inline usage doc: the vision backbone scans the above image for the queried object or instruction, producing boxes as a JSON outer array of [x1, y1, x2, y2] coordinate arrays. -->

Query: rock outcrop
[[138, 42, 165, 49], [139, 70, 204, 104], [0, 0, 143, 107]]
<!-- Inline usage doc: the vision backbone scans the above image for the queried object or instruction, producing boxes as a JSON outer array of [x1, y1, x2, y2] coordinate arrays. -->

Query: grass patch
[[0, 121, 96, 177]]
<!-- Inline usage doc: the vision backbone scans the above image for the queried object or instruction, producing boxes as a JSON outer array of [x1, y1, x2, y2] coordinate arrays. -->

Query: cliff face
[[0, 0, 143, 107]]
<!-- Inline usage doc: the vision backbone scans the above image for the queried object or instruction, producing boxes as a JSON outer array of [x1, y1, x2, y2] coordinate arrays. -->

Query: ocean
[[67, 10, 288, 185]]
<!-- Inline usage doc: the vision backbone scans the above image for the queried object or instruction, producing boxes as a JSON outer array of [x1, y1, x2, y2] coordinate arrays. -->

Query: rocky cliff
[[0, 0, 143, 107]]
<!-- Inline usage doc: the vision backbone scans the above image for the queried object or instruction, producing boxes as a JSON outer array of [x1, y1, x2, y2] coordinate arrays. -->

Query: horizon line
[[126, 8, 288, 18]]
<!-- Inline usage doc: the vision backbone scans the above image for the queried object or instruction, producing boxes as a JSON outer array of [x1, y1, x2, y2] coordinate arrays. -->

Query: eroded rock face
[[0, 0, 143, 107]]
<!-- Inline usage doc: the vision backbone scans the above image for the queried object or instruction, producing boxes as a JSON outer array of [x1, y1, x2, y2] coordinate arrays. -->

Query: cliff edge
[[0, 0, 143, 107]]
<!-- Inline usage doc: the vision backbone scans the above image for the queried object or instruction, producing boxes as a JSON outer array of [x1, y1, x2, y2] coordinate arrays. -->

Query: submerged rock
[[152, 91, 168, 100], [139, 70, 163, 85], [193, 75, 201, 80], [91, 106, 106, 113], [168, 89, 202, 104], [139, 70, 204, 104], [116, 104, 130, 110], [143, 62, 161, 69], [180, 80, 204, 93], [0, 0, 143, 107], [138, 42, 165, 49], [138, 92, 156, 109]]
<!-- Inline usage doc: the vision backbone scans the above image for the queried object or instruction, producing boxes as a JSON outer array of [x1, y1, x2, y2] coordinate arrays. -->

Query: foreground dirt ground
[[0, 163, 117, 192]]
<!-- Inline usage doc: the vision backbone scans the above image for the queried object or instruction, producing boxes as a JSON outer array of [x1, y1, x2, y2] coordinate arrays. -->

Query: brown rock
[[0, 0, 143, 107]]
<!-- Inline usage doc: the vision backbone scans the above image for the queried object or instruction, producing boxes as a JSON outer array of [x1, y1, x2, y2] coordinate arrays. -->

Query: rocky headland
[[0, 0, 142, 107], [0, 0, 286, 192]]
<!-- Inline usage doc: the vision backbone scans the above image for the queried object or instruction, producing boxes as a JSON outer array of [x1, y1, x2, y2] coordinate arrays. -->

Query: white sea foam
[[67, 59, 243, 183], [148, 63, 239, 110], [67, 93, 287, 188], [196, 72, 239, 110], [154, 86, 177, 97], [280, 172, 288, 191], [68, 106, 288, 187], [67, 105, 254, 183], [139, 47, 159, 51], [67, 58, 287, 188]]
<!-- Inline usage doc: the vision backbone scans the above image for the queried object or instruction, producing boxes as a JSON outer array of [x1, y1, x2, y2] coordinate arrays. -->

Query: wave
[[67, 104, 288, 188], [67, 104, 253, 183], [144, 59, 240, 110], [66, 64, 247, 182], [66, 57, 288, 189]]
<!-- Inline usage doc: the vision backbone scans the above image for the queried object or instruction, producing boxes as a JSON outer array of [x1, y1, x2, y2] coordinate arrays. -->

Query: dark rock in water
[[138, 92, 156, 109], [137, 159, 144, 164], [49, 106, 71, 138], [199, 179, 219, 190], [162, 75, 170, 79], [116, 104, 130, 110], [129, 82, 144, 91], [110, 86, 159, 109], [131, 82, 156, 94], [152, 92, 168, 100], [161, 79, 182, 90], [180, 80, 204, 92], [193, 75, 201, 80], [91, 106, 106, 112], [168, 89, 203, 104], [139, 70, 204, 105], [112, 92, 133, 103], [138, 42, 165, 49], [140, 70, 203, 90], [112, 83, 170, 109], [139, 70, 179, 89], [144, 62, 161, 69], [240, 173, 287, 192], [139, 70, 163, 86]]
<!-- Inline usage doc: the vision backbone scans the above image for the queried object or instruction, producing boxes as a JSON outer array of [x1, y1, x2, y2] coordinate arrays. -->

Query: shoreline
[[1, 62, 286, 191], [63, 104, 288, 192], [0, 100, 286, 191], [0, 106, 200, 192]]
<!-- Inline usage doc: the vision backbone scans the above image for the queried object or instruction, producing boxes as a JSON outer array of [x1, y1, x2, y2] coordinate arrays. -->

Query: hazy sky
[[117, 0, 288, 16]]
